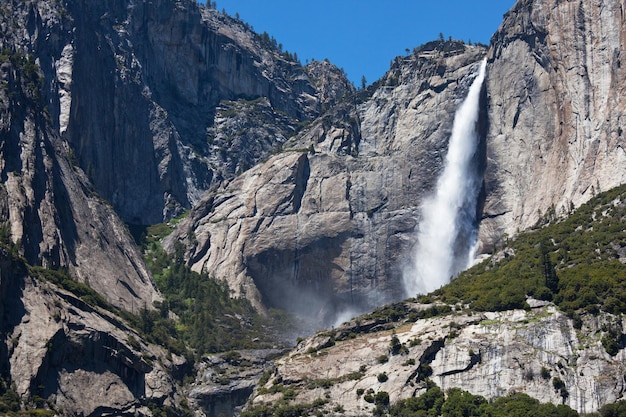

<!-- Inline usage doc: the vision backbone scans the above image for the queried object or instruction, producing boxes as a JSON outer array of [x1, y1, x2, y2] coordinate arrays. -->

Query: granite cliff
[[50, 0, 350, 225], [479, 0, 626, 249], [0, 0, 625, 415], [165, 43, 489, 327], [0, 248, 187, 416], [168, 0, 626, 327]]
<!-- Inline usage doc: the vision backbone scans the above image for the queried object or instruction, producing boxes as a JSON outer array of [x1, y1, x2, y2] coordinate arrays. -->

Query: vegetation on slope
[[136, 216, 292, 357], [387, 381, 626, 417], [430, 184, 626, 318], [240, 379, 626, 417], [2, 215, 291, 359]]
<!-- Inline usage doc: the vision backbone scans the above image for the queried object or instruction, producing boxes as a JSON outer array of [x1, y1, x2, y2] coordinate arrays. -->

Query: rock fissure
[[406, 338, 445, 384], [437, 350, 482, 377]]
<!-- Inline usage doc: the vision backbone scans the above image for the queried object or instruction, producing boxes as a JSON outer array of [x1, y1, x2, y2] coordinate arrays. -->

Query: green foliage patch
[[389, 383, 586, 417], [0, 48, 43, 105], [0, 377, 57, 417], [139, 222, 289, 356], [433, 184, 626, 318]]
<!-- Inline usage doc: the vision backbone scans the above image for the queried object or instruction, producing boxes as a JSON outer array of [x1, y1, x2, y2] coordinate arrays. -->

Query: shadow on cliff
[[31, 329, 148, 403], [467, 71, 490, 255], [0, 250, 28, 383], [246, 233, 371, 333], [20, 135, 80, 270]]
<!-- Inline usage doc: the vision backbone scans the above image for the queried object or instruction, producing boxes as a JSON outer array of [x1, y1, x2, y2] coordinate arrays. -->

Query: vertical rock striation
[[0, 27, 159, 313], [480, 0, 626, 248]]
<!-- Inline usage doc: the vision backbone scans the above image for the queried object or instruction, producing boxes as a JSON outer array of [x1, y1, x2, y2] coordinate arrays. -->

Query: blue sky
[[207, 1, 517, 86]]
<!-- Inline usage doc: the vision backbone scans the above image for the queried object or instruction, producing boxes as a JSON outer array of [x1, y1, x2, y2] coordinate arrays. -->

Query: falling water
[[404, 59, 487, 296]]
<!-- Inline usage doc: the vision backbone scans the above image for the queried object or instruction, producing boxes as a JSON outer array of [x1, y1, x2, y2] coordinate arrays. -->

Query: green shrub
[[375, 391, 389, 405], [390, 387, 579, 417], [441, 388, 486, 417], [598, 399, 626, 417], [311, 379, 334, 389], [602, 334, 620, 356], [345, 371, 364, 381], [389, 334, 402, 355]]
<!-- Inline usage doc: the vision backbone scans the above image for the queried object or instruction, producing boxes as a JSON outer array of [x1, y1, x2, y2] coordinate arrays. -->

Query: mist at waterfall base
[[403, 59, 487, 297]]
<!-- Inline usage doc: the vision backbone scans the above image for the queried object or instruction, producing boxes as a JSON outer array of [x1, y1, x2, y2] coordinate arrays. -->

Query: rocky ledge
[[246, 299, 626, 415]]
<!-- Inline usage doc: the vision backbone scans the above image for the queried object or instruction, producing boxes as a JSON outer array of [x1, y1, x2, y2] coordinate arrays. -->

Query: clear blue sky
[[206, 1, 517, 86]]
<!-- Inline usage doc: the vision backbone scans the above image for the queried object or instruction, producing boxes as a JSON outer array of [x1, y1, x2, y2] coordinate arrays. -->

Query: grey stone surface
[[479, 0, 626, 250], [251, 302, 626, 415]]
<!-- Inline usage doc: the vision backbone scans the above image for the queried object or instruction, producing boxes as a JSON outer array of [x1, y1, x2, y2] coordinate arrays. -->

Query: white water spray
[[404, 59, 487, 296]]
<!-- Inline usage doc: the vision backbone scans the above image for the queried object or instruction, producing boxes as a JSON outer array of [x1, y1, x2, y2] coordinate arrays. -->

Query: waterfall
[[404, 59, 487, 296]]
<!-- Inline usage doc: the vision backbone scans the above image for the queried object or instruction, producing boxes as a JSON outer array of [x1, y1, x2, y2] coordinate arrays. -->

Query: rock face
[[165, 43, 489, 327], [188, 350, 284, 417], [170, 0, 626, 329], [0, 0, 357, 311], [479, 0, 626, 249], [0, 249, 185, 416], [0, 0, 353, 225], [2, 0, 626, 415], [0, 37, 159, 313], [249, 301, 626, 415]]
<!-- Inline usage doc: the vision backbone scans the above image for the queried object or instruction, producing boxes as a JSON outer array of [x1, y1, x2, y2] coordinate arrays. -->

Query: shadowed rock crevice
[[192, 385, 254, 417], [0, 250, 28, 381], [292, 154, 310, 213], [470, 78, 490, 255], [406, 338, 445, 384], [438, 350, 482, 377]]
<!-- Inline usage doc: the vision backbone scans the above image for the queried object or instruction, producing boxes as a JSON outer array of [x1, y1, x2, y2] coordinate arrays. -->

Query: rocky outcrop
[[0, 249, 185, 416], [165, 44, 488, 327], [479, 0, 626, 249], [248, 301, 626, 415], [188, 350, 284, 417]]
